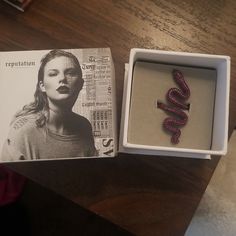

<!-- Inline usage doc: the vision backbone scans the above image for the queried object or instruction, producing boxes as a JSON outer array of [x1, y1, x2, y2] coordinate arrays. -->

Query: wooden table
[[1, 0, 236, 235]]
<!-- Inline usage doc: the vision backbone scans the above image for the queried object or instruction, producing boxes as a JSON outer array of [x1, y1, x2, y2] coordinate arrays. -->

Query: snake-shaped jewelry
[[157, 69, 190, 144]]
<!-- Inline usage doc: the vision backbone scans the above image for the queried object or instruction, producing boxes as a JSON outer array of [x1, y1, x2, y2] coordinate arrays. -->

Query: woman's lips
[[56, 86, 70, 93]]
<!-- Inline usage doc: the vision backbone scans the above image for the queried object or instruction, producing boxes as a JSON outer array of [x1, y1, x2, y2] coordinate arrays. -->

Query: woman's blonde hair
[[13, 49, 83, 127]]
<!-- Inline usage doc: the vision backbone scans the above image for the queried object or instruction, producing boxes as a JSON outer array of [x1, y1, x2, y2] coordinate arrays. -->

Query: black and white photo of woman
[[1, 49, 97, 161]]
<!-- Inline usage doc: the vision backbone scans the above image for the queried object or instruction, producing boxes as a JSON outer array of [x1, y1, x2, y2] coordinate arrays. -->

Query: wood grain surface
[[1, 0, 236, 235]]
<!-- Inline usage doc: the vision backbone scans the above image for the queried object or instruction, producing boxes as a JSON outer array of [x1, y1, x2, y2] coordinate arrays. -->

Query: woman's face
[[40, 56, 83, 103]]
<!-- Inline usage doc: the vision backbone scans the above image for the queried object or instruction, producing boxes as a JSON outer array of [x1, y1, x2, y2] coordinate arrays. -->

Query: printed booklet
[[0, 48, 117, 162]]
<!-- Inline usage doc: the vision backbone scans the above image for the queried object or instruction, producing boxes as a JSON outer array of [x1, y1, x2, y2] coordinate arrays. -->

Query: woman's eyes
[[48, 70, 58, 77], [47, 69, 77, 77], [66, 69, 77, 77]]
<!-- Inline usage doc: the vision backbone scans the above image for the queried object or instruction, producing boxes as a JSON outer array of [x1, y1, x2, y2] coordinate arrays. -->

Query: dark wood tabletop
[[1, 0, 236, 235]]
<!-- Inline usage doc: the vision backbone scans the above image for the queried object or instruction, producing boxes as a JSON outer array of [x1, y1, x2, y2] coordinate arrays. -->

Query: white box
[[119, 48, 230, 159]]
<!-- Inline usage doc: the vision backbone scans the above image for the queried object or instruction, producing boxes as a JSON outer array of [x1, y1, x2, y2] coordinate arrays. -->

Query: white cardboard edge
[[222, 57, 231, 154], [119, 64, 130, 154], [110, 50, 118, 156], [130, 48, 231, 60]]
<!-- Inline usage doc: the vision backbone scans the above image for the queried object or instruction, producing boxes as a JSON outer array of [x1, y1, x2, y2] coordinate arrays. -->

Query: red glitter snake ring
[[157, 69, 190, 144]]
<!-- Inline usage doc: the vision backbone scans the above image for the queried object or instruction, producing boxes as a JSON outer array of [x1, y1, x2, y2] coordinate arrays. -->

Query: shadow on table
[[0, 179, 133, 236]]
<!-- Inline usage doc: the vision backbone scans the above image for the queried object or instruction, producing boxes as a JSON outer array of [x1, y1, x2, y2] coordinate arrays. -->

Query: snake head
[[172, 69, 182, 79]]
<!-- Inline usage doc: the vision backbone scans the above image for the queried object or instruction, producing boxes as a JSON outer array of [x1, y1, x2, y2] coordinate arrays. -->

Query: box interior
[[122, 49, 229, 156], [128, 61, 216, 150]]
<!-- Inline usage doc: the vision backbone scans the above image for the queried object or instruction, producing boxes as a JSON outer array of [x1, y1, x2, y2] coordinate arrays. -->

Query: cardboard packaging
[[119, 48, 230, 159], [0, 48, 117, 162], [0, 47, 230, 161]]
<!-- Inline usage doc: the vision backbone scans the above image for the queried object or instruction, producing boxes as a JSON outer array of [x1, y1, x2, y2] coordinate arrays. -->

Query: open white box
[[119, 48, 230, 159]]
